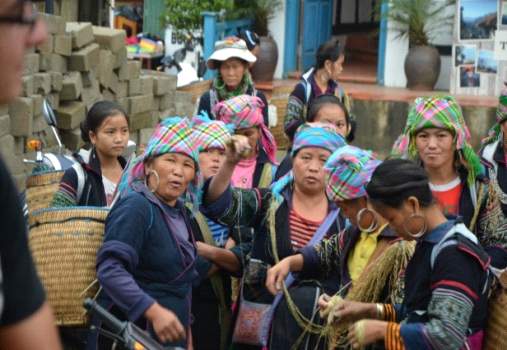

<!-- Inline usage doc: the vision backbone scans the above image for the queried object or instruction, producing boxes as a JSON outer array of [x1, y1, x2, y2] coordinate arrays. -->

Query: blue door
[[302, 0, 333, 71]]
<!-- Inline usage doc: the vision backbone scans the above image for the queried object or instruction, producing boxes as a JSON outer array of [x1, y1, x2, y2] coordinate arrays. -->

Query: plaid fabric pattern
[[324, 145, 381, 202], [391, 96, 483, 186], [118, 117, 199, 194], [192, 113, 232, 152], [482, 89, 507, 145], [291, 122, 346, 156], [213, 94, 277, 164]]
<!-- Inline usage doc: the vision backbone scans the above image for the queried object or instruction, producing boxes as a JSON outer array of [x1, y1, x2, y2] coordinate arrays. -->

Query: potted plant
[[380, 0, 455, 90], [235, 0, 282, 82]]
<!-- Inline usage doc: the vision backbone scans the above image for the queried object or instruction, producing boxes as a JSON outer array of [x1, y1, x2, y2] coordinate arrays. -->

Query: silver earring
[[356, 208, 379, 233], [403, 213, 427, 239], [145, 170, 160, 193]]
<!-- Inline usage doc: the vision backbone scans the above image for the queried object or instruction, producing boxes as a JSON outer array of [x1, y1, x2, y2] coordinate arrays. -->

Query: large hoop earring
[[356, 208, 379, 233], [145, 170, 160, 193], [403, 213, 427, 239]]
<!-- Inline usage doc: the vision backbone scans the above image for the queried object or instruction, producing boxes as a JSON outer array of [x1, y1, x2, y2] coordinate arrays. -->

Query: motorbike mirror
[[42, 99, 58, 127]]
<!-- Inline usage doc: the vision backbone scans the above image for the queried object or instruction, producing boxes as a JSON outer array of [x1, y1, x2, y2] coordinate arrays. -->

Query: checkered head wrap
[[213, 94, 277, 164], [391, 95, 483, 185], [482, 89, 507, 145], [291, 122, 347, 156], [118, 117, 200, 197], [324, 145, 381, 202], [191, 112, 233, 152]]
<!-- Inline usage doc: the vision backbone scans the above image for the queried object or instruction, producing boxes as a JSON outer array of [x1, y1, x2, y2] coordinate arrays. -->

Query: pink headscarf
[[213, 94, 277, 164]]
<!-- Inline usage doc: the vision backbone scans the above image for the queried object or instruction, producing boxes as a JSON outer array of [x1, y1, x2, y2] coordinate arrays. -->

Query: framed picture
[[459, 0, 498, 41], [477, 49, 498, 74], [454, 44, 477, 66], [459, 65, 481, 87]]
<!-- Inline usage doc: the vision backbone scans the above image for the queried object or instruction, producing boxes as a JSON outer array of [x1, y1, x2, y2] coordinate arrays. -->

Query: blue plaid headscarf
[[291, 122, 347, 156]]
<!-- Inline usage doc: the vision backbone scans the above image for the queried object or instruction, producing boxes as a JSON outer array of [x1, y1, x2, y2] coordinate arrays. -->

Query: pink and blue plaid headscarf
[[212, 94, 277, 164], [291, 122, 347, 156], [118, 117, 200, 200], [324, 145, 381, 202], [191, 112, 233, 152]]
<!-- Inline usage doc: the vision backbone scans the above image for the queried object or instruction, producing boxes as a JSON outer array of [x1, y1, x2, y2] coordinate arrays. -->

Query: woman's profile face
[[371, 198, 425, 241]]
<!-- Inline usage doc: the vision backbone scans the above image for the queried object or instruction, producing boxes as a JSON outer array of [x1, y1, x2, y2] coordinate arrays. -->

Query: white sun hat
[[207, 37, 257, 70]]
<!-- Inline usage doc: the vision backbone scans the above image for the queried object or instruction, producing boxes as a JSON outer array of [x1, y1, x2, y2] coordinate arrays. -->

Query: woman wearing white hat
[[197, 37, 269, 126]]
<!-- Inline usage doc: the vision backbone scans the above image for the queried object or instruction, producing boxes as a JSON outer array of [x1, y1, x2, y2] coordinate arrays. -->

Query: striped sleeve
[[385, 322, 404, 350], [51, 167, 78, 207]]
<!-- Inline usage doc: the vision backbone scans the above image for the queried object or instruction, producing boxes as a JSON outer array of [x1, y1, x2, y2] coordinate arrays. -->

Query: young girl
[[52, 101, 129, 207], [276, 94, 353, 180]]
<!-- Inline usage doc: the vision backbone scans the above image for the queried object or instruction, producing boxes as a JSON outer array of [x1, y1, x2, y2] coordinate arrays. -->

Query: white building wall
[[268, 0, 286, 79], [384, 20, 409, 87], [383, 0, 454, 89]]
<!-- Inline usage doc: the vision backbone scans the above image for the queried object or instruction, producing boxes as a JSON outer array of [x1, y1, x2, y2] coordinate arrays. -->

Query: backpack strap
[[430, 223, 477, 270], [71, 162, 86, 204]]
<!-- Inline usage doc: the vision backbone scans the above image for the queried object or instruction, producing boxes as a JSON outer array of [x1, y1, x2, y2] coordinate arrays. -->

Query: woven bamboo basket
[[177, 80, 212, 104], [25, 171, 64, 213], [484, 269, 507, 350], [269, 95, 290, 150], [29, 207, 109, 326]]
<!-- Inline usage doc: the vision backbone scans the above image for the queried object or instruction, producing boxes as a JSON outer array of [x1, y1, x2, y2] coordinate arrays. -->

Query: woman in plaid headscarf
[[267, 146, 414, 349], [391, 96, 489, 236], [201, 122, 346, 349], [95, 117, 209, 349], [213, 94, 277, 189], [479, 90, 507, 268]]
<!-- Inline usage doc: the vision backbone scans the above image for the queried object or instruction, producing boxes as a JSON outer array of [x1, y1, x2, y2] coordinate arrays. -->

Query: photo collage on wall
[[452, 0, 504, 95]]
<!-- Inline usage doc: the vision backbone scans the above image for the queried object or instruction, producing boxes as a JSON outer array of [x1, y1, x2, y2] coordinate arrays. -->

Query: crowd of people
[[0, 2, 506, 350]]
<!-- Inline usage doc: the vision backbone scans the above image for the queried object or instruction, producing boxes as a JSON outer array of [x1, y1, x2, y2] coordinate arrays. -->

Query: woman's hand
[[225, 134, 252, 165], [347, 320, 387, 349], [265, 255, 304, 295], [266, 259, 291, 295], [322, 300, 376, 325], [206, 134, 251, 204], [145, 303, 185, 343]]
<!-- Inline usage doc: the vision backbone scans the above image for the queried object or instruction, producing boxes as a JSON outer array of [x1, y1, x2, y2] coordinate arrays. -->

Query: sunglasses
[[0, 1, 38, 31]]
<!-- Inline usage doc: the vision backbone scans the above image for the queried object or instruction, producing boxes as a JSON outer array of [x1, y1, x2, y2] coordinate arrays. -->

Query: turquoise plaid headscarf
[[324, 145, 381, 202]]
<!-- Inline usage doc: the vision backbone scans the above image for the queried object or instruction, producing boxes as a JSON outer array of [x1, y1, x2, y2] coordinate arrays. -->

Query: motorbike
[[160, 32, 206, 87], [83, 298, 181, 350]]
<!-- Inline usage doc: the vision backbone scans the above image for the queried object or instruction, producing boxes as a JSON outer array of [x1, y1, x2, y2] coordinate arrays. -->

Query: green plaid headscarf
[[482, 89, 507, 145], [391, 95, 484, 186]]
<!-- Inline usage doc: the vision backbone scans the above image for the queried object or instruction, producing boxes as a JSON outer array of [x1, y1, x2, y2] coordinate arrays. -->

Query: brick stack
[[0, 13, 193, 190]]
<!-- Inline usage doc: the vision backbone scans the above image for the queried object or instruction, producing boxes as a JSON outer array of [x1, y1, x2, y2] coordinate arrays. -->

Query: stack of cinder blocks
[[0, 13, 193, 190]]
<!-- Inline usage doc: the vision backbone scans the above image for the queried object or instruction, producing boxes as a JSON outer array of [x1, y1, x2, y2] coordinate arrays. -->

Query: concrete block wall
[[0, 14, 192, 191]]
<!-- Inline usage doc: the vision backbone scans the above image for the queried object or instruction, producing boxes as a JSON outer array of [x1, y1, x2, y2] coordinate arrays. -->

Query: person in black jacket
[[197, 37, 269, 126], [52, 101, 129, 207], [0, 1, 61, 349]]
